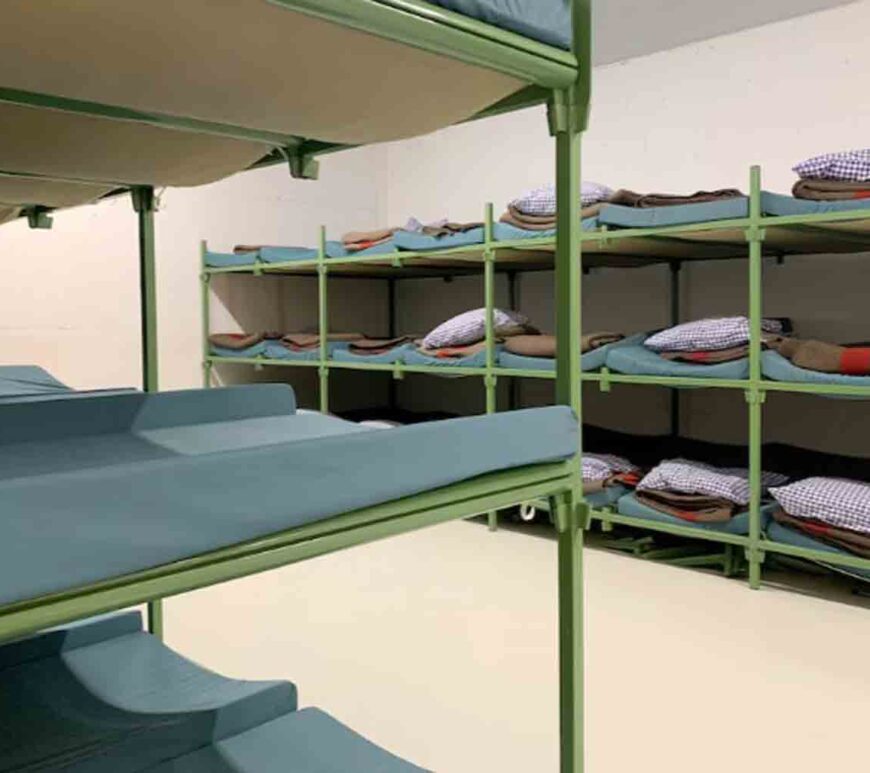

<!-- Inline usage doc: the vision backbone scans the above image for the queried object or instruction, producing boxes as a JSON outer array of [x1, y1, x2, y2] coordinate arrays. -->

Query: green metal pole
[[131, 186, 163, 638], [484, 202, 499, 531], [318, 225, 329, 413], [746, 165, 765, 590], [669, 261, 682, 437], [201, 240, 212, 388], [507, 270, 521, 411]]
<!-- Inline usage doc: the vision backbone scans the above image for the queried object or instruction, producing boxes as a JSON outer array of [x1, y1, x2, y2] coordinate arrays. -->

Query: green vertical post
[[200, 240, 212, 388], [387, 277, 398, 411], [746, 165, 765, 589], [318, 225, 329, 413], [669, 261, 682, 437], [507, 270, 521, 411], [131, 186, 163, 639], [484, 202, 499, 531]]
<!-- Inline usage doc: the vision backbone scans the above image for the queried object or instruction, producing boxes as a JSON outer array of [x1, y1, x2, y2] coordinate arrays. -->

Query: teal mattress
[[616, 492, 775, 536], [766, 522, 870, 582], [761, 192, 870, 217], [586, 484, 629, 509], [762, 351, 870, 396], [606, 343, 749, 380], [204, 240, 395, 268], [498, 334, 643, 373], [210, 341, 268, 358], [333, 343, 414, 365], [403, 346, 497, 369], [0, 612, 425, 771], [598, 198, 749, 228], [428, 0, 571, 50], [0, 365, 70, 399], [0, 385, 577, 606], [262, 341, 350, 361]]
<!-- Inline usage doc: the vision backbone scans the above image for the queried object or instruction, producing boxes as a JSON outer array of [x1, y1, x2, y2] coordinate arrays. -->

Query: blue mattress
[[0, 365, 70, 399], [498, 333, 643, 373], [617, 492, 775, 536], [332, 343, 414, 365], [766, 522, 870, 582], [1, 612, 425, 772], [586, 484, 629, 509], [761, 192, 870, 217], [0, 386, 577, 605], [605, 343, 749, 381], [403, 346, 496, 369], [428, 0, 571, 50], [204, 240, 396, 268], [598, 198, 749, 229], [262, 341, 350, 361], [762, 351, 870, 395], [392, 219, 597, 252], [210, 341, 268, 358]]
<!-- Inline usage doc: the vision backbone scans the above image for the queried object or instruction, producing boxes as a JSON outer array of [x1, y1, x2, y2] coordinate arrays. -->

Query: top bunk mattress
[[428, 1, 571, 49]]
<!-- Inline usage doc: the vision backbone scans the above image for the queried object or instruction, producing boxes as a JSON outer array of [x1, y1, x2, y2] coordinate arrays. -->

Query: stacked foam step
[[0, 612, 425, 772]]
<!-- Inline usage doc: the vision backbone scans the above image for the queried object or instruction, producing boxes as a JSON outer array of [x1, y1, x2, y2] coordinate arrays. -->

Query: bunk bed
[[205, 167, 870, 589], [0, 2, 590, 771]]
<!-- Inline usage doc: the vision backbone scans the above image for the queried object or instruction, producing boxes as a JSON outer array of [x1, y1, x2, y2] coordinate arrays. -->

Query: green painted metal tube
[[669, 261, 682, 436], [200, 240, 212, 388], [266, 0, 578, 88], [483, 203, 498, 530], [746, 166, 765, 590], [318, 226, 330, 413]]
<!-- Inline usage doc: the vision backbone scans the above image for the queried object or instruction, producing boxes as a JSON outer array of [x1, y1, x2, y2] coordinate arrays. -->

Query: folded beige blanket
[[209, 332, 265, 350], [792, 179, 870, 201], [499, 203, 602, 231], [635, 490, 736, 523], [348, 336, 414, 355], [608, 189, 743, 208], [771, 337, 870, 375], [504, 332, 624, 359]]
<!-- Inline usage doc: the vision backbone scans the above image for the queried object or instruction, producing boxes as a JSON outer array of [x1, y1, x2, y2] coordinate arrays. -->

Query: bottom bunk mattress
[[615, 492, 775, 536], [1, 611, 425, 772], [605, 343, 749, 380], [762, 351, 870, 395], [765, 522, 870, 582], [0, 389, 577, 606]]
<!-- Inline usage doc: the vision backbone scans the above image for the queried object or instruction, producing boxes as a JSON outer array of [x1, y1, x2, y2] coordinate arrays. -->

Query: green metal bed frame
[[0, 2, 591, 771], [203, 165, 870, 591]]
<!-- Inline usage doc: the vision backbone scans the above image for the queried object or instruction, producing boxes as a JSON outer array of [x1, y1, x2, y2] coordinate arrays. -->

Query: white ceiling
[[593, 0, 859, 64]]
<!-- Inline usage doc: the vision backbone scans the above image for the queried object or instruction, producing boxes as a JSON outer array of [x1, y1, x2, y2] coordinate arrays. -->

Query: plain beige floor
[[165, 521, 869, 772]]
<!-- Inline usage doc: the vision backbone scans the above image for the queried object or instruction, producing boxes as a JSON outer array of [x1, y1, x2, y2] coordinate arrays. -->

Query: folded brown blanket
[[659, 344, 750, 364], [342, 227, 397, 247], [209, 332, 265, 350], [635, 490, 736, 523], [504, 332, 624, 359], [348, 336, 414, 355], [282, 332, 365, 352], [233, 244, 278, 255], [420, 221, 484, 237], [608, 189, 743, 208], [771, 337, 870, 375], [773, 508, 870, 558], [792, 179, 870, 201], [499, 203, 602, 231]]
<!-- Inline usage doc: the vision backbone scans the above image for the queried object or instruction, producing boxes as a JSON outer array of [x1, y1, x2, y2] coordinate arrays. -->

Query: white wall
[[383, 0, 870, 454]]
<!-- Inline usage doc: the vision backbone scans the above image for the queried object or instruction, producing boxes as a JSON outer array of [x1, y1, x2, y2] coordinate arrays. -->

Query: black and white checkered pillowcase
[[582, 453, 637, 482], [644, 316, 783, 353], [638, 459, 788, 506], [510, 181, 614, 216], [421, 308, 528, 349], [770, 477, 870, 534], [793, 149, 870, 182]]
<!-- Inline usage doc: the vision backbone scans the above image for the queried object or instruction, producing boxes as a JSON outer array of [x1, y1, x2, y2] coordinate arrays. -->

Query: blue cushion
[[332, 343, 414, 365], [0, 391, 577, 605], [606, 343, 749, 380], [761, 192, 870, 217], [598, 198, 749, 228], [402, 346, 495, 369], [427, 0, 572, 50], [204, 250, 258, 268], [393, 227, 486, 251], [766, 522, 870, 581], [616, 492, 775, 536], [262, 341, 350, 361], [210, 341, 268, 358], [762, 351, 870, 396]]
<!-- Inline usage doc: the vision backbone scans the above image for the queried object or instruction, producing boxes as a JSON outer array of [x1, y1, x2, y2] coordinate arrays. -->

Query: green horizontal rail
[[760, 538, 870, 573], [589, 509, 751, 548], [267, 0, 578, 88], [0, 462, 573, 643]]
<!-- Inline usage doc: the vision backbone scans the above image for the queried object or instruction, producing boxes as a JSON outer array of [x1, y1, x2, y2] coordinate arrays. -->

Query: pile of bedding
[[792, 149, 870, 201], [501, 180, 613, 229], [770, 477, 870, 559]]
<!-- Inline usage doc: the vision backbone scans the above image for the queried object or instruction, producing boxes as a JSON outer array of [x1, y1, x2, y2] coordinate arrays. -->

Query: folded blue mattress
[[616, 492, 775, 536], [428, 0, 572, 50], [333, 343, 414, 365], [402, 346, 496, 369], [210, 341, 268, 358], [761, 192, 870, 217], [762, 351, 870, 395], [0, 386, 577, 605], [606, 343, 749, 380], [766, 522, 870, 581], [598, 198, 749, 229], [0, 612, 426, 772]]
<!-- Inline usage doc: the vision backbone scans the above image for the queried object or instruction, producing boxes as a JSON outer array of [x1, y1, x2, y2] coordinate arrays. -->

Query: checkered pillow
[[770, 477, 870, 534], [638, 459, 788, 506], [645, 316, 784, 353], [582, 453, 637, 482], [510, 181, 613, 216], [422, 308, 528, 349], [793, 149, 870, 182]]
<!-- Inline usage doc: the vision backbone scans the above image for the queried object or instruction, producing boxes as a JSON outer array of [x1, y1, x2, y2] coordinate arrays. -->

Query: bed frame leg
[[147, 600, 164, 639]]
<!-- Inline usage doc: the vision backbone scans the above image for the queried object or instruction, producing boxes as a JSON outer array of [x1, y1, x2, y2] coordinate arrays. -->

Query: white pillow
[[422, 308, 528, 349]]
